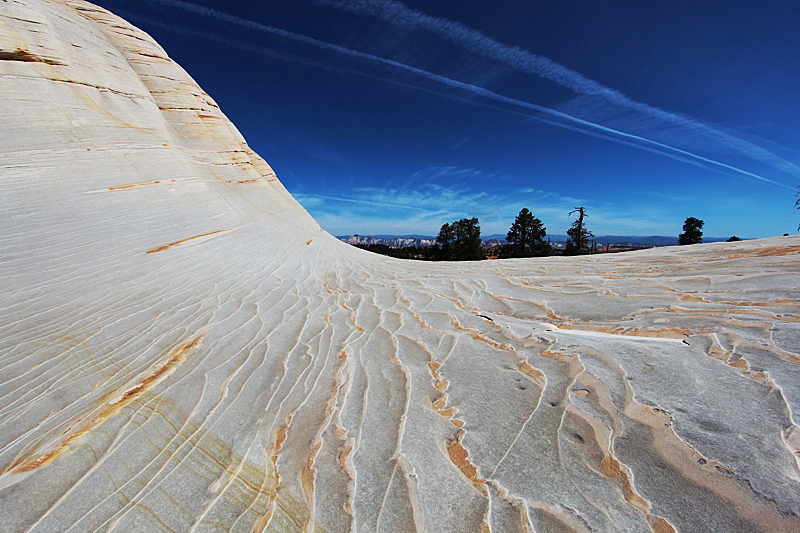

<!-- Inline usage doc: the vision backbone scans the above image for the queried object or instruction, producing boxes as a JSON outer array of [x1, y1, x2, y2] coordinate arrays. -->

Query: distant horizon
[[96, 0, 800, 238], [335, 232, 770, 243], [330, 225, 792, 242]]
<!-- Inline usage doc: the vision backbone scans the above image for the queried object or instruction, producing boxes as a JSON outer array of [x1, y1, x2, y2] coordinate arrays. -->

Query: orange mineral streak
[[601, 455, 649, 513], [728, 244, 800, 258], [300, 348, 349, 511], [107, 179, 161, 190], [428, 360, 450, 393], [623, 327, 698, 339], [729, 359, 748, 370], [8, 335, 204, 474], [558, 323, 625, 335], [558, 323, 703, 339], [302, 442, 322, 508], [112, 337, 202, 405], [749, 371, 774, 386], [547, 310, 563, 321], [272, 415, 293, 469], [431, 393, 463, 428], [337, 445, 353, 471], [263, 408, 326, 527], [145, 229, 232, 253], [432, 395, 457, 419], [710, 298, 800, 308], [0, 48, 64, 65], [447, 433, 488, 497], [519, 362, 546, 388], [430, 361, 465, 429], [273, 428, 288, 466], [649, 516, 677, 533], [429, 357, 466, 427], [451, 317, 513, 352], [540, 349, 576, 362], [428, 360, 442, 380]]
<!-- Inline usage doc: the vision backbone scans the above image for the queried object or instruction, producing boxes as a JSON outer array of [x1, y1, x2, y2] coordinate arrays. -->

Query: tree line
[[352, 208, 711, 261]]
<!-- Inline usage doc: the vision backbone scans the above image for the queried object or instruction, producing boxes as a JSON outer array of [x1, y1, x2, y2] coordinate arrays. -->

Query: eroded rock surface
[[1, 2, 799, 532]]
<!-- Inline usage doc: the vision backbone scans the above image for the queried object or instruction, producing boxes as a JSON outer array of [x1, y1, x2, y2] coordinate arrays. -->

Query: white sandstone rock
[[1, 2, 799, 532]]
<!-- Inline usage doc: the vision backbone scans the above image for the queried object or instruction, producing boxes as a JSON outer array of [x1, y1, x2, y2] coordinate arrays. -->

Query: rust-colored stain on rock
[[0, 48, 64, 65], [519, 362, 546, 388], [108, 179, 160, 190], [649, 516, 677, 533], [146, 228, 232, 253], [447, 433, 488, 497], [7, 335, 204, 474], [728, 244, 800, 258], [601, 455, 649, 513]]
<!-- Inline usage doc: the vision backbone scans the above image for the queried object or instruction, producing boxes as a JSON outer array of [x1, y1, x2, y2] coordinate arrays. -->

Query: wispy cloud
[[296, 182, 685, 236], [313, 0, 621, 97], [450, 137, 469, 150], [401, 166, 499, 190], [314, 0, 800, 185], [292, 177, 590, 235], [295, 190, 434, 213], [137, 0, 796, 191]]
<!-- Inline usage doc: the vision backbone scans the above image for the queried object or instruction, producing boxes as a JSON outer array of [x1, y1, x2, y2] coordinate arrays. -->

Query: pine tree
[[678, 217, 704, 245], [436, 222, 455, 260], [564, 206, 593, 255], [437, 218, 483, 260], [506, 208, 550, 257], [795, 187, 799, 231], [452, 217, 483, 260]]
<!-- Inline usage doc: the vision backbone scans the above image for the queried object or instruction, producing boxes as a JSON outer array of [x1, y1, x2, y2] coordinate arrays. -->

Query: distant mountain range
[[339, 234, 437, 248], [338, 234, 739, 248]]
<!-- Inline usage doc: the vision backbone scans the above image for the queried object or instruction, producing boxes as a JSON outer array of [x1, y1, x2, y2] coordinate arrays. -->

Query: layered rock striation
[[1, 2, 799, 531]]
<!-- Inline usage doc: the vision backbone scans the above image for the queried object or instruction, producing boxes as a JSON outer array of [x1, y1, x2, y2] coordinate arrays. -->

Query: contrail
[[313, 0, 620, 98], [315, 0, 800, 180], [127, 10, 722, 174], [296, 193, 432, 212], [139, 0, 795, 190]]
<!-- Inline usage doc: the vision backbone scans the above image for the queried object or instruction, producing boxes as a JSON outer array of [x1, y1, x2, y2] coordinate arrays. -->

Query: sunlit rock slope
[[1, 2, 799, 531]]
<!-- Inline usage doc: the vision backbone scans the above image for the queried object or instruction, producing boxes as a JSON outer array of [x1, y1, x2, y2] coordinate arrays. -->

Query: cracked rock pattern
[[1, 2, 800, 532]]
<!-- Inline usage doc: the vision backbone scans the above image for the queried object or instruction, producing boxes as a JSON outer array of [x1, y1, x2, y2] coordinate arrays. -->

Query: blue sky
[[95, 0, 800, 238]]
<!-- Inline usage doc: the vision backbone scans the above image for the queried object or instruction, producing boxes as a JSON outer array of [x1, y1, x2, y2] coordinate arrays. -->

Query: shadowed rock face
[[1, 2, 799, 532]]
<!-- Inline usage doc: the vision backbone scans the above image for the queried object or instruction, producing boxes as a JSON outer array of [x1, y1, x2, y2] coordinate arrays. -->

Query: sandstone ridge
[[1, 2, 799, 532]]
